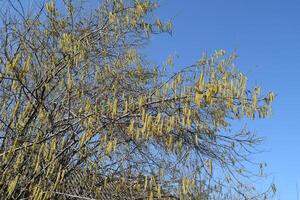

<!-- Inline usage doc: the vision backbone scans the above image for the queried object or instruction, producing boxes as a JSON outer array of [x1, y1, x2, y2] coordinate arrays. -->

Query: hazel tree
[[0, 0, 275, 199]]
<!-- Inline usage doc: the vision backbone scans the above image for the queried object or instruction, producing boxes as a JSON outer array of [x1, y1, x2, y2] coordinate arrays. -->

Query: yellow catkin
[[129, 120, 134, 136], [112, 99, 118, 117], [209, 159, 213, 175], [144, 176, 148, 191], [11, 54, 21, 72], [157, 184, 161, 198], [105, 141, 113, 155], [7, 175, 19, 198], [149, 191, 154, 200], [124, 99, 128, 113], [156, 113, 161, 124], [20, 55, 31, 80], [12, 101, 20, 118], [46, 1, 55, 13], [67, 70, 73, 90]]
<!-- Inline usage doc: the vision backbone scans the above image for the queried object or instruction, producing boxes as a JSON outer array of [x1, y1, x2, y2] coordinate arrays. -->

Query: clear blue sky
[[144, 0, 300, 199]]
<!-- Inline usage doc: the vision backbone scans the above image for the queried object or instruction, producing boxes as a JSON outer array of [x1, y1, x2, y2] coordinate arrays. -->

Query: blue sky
[[144, 0, 300, 199]]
